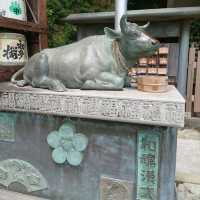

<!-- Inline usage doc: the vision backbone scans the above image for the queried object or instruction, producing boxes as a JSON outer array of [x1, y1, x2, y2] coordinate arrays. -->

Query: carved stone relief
[[0, 112, 16, 142], [136, 129, 160, 200], [100, 176, 133, 200], [47, 121, 88, 166], [0, 86, 185, 128], [0, 188, 49, 200], [0, 159, 48, 192]]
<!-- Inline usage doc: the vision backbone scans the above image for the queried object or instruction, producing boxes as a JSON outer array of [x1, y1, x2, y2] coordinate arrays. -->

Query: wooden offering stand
[[137, 75, 168, 93], [136, 46, 169, 92]]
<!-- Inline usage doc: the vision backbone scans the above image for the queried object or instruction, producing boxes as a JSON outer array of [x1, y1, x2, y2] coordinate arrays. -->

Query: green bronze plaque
[[136, 129, 160, 200], [0, 112, 16, 142]]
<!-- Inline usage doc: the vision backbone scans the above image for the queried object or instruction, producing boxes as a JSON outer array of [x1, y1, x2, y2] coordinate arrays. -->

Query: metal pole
[[177, 20, 191, 97], [115, 0, 128, 32]]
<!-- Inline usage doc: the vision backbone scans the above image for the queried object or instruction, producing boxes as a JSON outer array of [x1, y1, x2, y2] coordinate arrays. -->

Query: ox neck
[[117, 39, 140, 67]]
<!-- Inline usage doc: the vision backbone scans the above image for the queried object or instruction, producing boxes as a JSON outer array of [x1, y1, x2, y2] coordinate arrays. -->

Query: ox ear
[[104, 27, 121, 39]]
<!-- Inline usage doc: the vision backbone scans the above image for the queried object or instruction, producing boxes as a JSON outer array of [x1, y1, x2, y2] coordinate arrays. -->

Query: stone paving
[[176, 183, 200, 200], [176, 128, 200, 200]]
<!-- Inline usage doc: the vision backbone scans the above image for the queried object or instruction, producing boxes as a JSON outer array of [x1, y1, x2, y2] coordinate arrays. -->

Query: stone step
[[176, 183, 200, 200]]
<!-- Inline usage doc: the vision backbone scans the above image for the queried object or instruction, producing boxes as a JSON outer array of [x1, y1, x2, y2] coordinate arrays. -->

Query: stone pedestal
[[0, 83, 185, 200]]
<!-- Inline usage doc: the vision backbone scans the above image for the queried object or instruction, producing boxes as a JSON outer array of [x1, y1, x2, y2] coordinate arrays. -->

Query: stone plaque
[[136, 129, 160, 200], [0, 112, 16, 142], [0, 83, 185, 128], [0, 159, 48, 192], [100, 176, 133, 200], [0, 188, 49, 200]]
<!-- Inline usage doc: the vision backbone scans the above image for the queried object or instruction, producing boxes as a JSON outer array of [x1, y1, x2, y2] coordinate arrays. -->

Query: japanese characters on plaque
[[0, 0, 27, 21], [0, 91, 185, 127], [0, 36, 28, 65], [3, 40, 25, 60], [0, 112, 16, 142], [136, 129, 160, 200]]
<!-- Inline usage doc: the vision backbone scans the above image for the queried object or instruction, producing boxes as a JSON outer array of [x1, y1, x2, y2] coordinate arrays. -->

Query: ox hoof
[[51, 80, 66, 92], [16, 80, 27, 87], [81, 80, 96, 89], [53, 86, 66, 92]]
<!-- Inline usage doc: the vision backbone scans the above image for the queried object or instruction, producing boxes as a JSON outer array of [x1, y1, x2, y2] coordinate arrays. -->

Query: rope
[[112, 40, 129, 75]]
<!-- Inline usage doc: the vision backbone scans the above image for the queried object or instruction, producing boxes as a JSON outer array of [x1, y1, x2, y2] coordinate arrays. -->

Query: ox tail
[[11, 67, 27, 87]]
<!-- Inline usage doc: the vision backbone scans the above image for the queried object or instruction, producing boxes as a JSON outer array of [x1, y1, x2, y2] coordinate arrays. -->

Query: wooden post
[[186, 48, 196, 115], [38, 0, 48, 50], [177, 20, 191, 97], [194, 51, 200, 113]]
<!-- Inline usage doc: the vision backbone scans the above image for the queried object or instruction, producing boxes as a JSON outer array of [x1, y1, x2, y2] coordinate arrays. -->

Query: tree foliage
[[128, 0, 166, 9], [47, 0, 199, 47], [47, 0, 114, 47], [190, 20, 200, 46]]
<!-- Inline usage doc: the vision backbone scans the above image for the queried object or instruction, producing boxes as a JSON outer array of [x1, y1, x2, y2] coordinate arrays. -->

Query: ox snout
[[151, 40, 157, 45], [150, 39, 160, 50], [151, 38, 160, 46]]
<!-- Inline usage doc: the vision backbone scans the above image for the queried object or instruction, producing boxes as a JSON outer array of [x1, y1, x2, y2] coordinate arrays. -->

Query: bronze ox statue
[[11, 15, 160, 91]]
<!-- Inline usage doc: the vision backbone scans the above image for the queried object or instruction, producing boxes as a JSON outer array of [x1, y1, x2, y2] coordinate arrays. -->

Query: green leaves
[[191, 20, 200, 45], [47, 0, 114, 47], [47, 121, 88, 166]]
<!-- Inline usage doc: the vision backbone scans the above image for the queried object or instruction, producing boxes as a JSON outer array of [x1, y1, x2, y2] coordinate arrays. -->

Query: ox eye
[[130, 32, 140, 39]]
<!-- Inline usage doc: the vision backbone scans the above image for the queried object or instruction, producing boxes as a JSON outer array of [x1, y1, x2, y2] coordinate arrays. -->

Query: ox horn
[[140, 22, 150, 29], [120, 15, 128, 33]]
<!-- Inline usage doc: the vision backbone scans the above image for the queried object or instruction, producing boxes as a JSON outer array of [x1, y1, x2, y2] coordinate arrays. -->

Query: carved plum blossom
[[47, 121, 88, 166]]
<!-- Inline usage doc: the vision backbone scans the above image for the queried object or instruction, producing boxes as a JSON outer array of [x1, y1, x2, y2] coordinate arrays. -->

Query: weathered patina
[[0, 159, 48, 192], [47, 121, 88, 166], [11, 15, 159, 91]]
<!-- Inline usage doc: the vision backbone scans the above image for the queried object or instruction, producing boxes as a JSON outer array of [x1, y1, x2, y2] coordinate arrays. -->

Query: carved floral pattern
[[47, 121, 88, 166]]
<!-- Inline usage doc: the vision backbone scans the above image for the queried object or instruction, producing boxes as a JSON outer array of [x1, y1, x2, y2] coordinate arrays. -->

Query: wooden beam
[[0, 17, 47, 33], [38, 0, 48, 49]]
